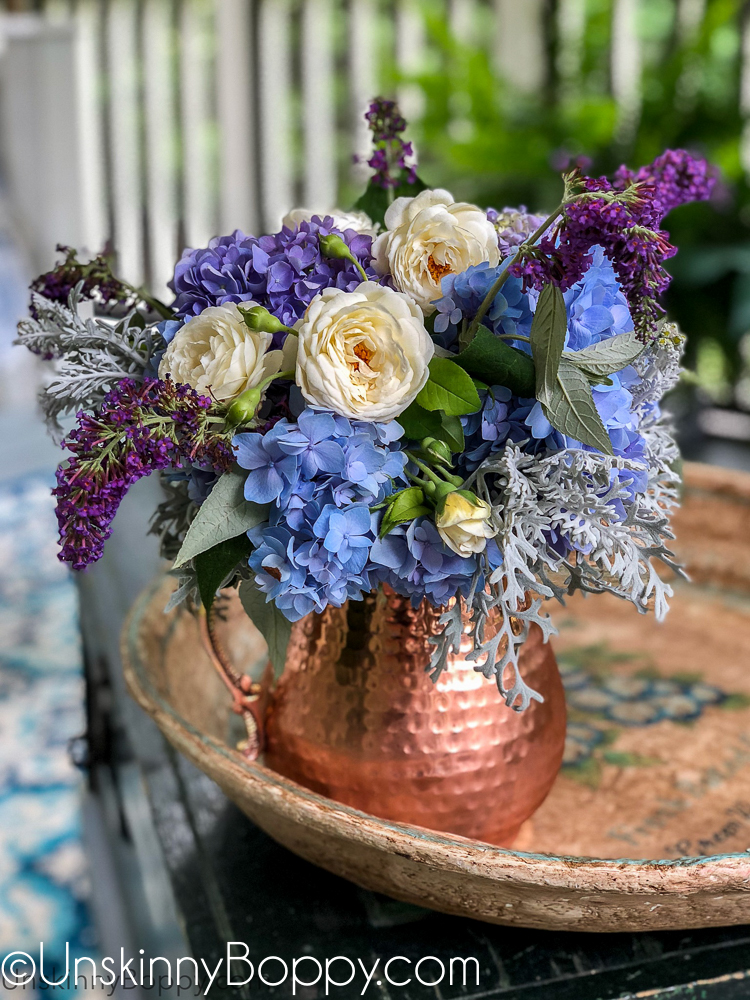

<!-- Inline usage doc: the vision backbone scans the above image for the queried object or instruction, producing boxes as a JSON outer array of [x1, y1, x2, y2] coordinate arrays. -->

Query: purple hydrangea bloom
[[486, 207, 547, 258], [170, 220, 377, 329]]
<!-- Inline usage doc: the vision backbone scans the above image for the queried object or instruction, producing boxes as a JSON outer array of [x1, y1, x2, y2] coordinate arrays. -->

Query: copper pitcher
[[263, 587, 566, 846]]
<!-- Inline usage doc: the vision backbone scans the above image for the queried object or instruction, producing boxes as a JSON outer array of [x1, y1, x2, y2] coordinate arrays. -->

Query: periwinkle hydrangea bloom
[[433, 262, 533, 347], [369, 517, 489, 607], [236, 409, 408, 620], [170, 219, 377, 329], [486, 207, 547, 259], [459, 247, 647, 492]]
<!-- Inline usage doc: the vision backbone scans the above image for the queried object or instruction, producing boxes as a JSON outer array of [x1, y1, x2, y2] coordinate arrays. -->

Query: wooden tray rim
[[122, 568, 750, 897]]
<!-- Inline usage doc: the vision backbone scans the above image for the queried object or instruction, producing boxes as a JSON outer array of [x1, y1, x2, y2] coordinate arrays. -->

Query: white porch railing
[[0, 0, 738, 300]]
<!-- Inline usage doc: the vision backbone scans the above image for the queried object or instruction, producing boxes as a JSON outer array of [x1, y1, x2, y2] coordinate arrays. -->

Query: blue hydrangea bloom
[[170, 219, 376, 329], [236, 409, 408, 620], [459, 247, 645, 479], [369, 517, 480, 607], [432, 261, 534, 348]]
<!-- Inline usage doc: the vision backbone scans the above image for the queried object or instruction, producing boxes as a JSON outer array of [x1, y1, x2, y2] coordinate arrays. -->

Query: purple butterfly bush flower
[[359, 97, 417, 189], [54, 378, 233, 570], [170, 219, 377, 331], [510, 150, 715, 339]]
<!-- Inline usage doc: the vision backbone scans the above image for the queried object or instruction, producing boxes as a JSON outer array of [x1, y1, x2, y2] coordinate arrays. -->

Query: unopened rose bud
[[226, 385, 263, 428], [238, 305, 292, 335], [318, 233, 368, 281], [318, 233, 354, 261], [435, 490, 495, 558], [421, 436, 453, 466]]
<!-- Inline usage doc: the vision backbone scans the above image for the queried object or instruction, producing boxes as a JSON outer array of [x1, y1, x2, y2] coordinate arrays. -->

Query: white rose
[[295, 281, 434, 422], [436, 492, 496, 558], [158, 302, 286, 402], [372, 188, 500, 315], [281, 207, 379, 237]]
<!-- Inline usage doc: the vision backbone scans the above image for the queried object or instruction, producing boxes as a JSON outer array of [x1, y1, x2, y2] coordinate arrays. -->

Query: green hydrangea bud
[[238, 305, 290, 335]]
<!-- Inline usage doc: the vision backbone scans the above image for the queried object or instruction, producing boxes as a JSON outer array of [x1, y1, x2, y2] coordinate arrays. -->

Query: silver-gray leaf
[[173, 467, 268, 568], [238, 579, 292, 677], [530, 283, 568, 407], [563, 330, 644, 377], [543, 357, 614, 455]]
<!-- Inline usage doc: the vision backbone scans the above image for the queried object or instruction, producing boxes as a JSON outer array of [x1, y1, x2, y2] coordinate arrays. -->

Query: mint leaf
[[417, 357, 481, 416], [238, 579, 292, 677], [436, 413, 465, 453], [195, 534, 252, 611], [396, 401, 441, 441], [543, 357, 613, 455], [353, 172, 428, 229], [174, 466, 269, 569], [563, 331, 644, 378], [453, 325, 535, 397], [379, 486, 431, 537], [530, 283, 567, 407]]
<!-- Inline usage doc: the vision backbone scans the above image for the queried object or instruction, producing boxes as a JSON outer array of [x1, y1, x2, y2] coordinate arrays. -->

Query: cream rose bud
[[281, 207, 379, 237], [158, 302, 285, 402], [436, 492, 496, 558], [372, 188, 500, 315], [295, 282, 434, 422]]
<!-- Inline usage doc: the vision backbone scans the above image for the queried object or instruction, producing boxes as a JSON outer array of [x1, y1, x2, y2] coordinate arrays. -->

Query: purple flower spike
[[54, 378, 232, 570]]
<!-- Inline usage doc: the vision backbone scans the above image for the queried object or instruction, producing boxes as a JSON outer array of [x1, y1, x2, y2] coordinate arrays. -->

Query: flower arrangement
[[17, 99, 714, 712]]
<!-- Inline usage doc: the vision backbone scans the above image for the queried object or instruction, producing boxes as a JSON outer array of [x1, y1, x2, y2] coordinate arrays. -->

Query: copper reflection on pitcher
[[264, 587, 566, 846]]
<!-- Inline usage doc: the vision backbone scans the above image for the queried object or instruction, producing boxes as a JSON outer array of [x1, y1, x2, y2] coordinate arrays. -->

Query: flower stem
[[496, 333, 531, 344], [405, 451, 444, 486], [465, 202, 565, 343]]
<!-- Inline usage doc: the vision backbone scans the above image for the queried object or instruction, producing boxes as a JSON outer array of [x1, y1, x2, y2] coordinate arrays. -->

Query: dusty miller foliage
[[430, 333, 684, 712], [14, 285, 162, 438]]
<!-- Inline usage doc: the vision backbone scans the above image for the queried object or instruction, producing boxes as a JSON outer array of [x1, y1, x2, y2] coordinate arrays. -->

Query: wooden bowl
[[121, 462, 750, 932]]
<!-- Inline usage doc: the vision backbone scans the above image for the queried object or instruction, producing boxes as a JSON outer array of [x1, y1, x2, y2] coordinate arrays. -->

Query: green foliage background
[[380, 0, 750, 402]]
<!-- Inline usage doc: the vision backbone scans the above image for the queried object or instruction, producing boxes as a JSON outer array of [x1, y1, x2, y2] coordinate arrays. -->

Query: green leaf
[[530, 283, 567, 407], [543, 358, 613, 455], [417, 357, 481, 416], [353, 183, 390, 231], [195, 534, 252, 611], [379, 487, 431, 538], [452, 325, 535, 397], [563, 331, 644, 378], [174, 467, 269, 569], [396, 400, 441, 441], [436, 413, 465, 453], [238, 579, 293, 677], [352, 172, 428, 229]]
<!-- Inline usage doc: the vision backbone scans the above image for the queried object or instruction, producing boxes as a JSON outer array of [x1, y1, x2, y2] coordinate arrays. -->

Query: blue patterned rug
[[0, 471, 96, 987]]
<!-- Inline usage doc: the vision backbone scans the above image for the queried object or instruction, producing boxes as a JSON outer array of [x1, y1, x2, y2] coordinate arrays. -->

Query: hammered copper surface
[[264, 588, 566, 845]]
